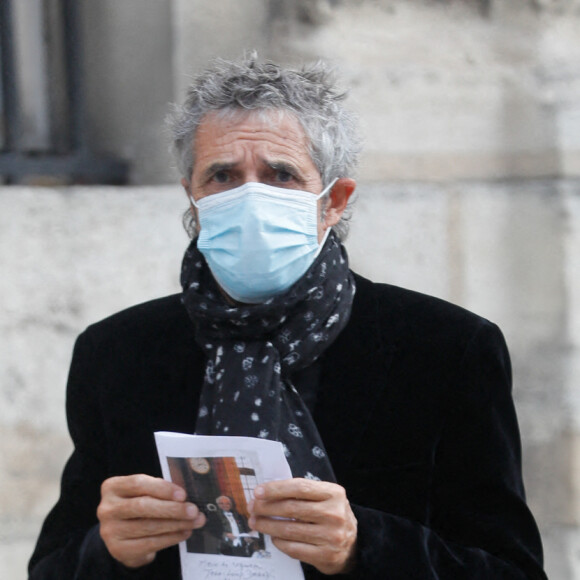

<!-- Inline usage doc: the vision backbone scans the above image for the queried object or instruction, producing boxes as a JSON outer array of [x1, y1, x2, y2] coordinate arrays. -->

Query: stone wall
[[2, 179, 578, 579], [1, 0, 579, 578], [77, 0, 580, 185]]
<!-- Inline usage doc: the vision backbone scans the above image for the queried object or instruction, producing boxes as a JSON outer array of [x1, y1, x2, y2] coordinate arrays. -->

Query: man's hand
[[248, 478, 357, 575], [98, 474, 207, 569]]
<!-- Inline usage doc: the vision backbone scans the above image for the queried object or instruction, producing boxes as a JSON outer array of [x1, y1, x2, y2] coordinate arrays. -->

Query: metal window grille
[[0, 0, 127, 184]]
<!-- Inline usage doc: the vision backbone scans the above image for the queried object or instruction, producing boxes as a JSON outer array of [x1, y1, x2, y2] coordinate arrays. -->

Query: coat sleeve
[[342, 322, 546, 579], [27, 331, 155, 579]]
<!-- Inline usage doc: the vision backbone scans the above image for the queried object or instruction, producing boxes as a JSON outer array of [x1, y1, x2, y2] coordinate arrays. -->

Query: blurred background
[[1, 0, 579, 578]]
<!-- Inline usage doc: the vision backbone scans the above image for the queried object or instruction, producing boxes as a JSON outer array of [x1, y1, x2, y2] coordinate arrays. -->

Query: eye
[[276, 170, 294, 183], [213, 170, 230, 184]]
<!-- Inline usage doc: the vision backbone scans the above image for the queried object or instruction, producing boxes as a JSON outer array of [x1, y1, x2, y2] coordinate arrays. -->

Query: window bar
[[62, 0, 83, 153], [0, 0, 19, 152], [0, 0, 128, 183]]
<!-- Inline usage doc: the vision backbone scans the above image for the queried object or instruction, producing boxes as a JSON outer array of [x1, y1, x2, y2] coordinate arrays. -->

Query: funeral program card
[[155, 432, 305, 580]]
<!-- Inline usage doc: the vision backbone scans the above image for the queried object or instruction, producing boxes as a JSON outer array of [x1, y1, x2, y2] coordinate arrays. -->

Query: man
[[211, 496, 249, 556], [29, 56, 546, 579], [206, 496, 256, 557]]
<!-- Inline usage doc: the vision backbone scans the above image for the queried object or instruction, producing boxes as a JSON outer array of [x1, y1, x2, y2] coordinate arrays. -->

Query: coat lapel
[[315, 274, 400, 479]]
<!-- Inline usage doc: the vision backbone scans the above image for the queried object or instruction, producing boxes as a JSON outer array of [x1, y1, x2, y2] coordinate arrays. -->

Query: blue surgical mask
[[190, 180, 335, 304]]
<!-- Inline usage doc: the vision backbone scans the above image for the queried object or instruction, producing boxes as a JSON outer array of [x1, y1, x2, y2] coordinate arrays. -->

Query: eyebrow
[[265, 160, 304, 180], [199, 159, 305, 183]]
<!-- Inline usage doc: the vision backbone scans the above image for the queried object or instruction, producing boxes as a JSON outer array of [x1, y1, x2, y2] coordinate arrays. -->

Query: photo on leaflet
[[167, 455, 268, 558]]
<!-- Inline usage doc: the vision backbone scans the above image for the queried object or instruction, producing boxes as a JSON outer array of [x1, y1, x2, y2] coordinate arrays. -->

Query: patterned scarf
[[180, 231, 356, 482]]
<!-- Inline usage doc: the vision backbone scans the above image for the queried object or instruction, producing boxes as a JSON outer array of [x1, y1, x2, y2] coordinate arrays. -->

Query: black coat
[[29, 273, 546, 579]]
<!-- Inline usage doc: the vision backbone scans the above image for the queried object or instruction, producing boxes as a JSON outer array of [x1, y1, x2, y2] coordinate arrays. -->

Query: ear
[[323, 178, 356, 229]]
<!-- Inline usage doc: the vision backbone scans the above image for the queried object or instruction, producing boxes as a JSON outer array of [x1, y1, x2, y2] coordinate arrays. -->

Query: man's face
[[217, 497, 232, 511], [185, 110, 328, 242]]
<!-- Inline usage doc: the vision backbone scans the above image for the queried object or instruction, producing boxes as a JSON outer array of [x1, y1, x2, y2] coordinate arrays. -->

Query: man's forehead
[[190, 108, 317, 180], [194, 109, 308, 151]]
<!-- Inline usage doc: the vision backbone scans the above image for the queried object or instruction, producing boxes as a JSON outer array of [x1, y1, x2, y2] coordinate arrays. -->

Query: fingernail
[[248, 516, 256, 529], [173, 489, 186, 501], [254, 485, 264, 498], [186, 504, 197, 517]]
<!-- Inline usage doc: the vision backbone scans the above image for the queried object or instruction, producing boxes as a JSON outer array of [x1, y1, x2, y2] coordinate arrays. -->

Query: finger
[[192, 511, 207, 529], [271, 536, 322, 562], [249, 517, 325, 545], [252, 512, 355, 547], [107, 496, 202, 521], [254, 479, 339, 503], [109, 517, 197, 540], [110, 516, 202, 540], [110, 529, 193, 569], [102, 474, 187, 502], [271, 537, 352, 575], [250, 497, 326, 523]]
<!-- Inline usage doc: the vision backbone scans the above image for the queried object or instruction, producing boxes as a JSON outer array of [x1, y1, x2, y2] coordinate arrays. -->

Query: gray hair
[[166, 54, 361, 240]]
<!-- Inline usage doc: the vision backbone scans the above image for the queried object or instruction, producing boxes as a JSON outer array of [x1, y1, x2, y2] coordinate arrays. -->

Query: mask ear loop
[[316, 177, 338, 232], [315, 177, 338, 200], [313, 178, 338, 259]]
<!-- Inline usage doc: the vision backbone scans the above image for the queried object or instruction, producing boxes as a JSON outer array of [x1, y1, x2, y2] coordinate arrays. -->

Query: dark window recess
[[0, 0, 128, 185]]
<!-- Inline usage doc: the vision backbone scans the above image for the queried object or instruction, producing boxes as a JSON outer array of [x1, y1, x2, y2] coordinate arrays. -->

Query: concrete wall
[[2, 0, 580, 578]]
